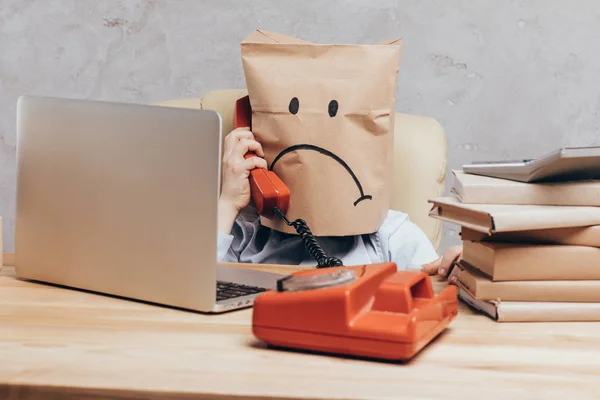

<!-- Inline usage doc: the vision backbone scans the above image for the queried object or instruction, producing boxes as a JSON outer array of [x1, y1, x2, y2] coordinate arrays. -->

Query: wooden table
[[2, 263, 600, 400]]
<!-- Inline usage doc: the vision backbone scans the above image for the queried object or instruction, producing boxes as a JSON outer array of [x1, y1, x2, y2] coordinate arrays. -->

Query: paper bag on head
[[240, 29, 402, 236]]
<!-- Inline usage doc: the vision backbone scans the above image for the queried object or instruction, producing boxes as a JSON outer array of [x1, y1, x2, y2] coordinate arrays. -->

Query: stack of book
[[428, 170, 600, 322]]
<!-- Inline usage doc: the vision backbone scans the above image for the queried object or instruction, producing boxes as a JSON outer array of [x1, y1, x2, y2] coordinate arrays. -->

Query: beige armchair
[[156, 89, 447, 250]]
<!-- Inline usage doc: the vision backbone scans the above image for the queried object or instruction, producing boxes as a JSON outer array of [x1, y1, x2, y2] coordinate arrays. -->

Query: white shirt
[[217, 206, 439, 269]]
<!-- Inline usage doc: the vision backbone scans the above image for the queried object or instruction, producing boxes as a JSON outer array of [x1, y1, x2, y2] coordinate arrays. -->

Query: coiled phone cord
[[273, 207, 344, 268]]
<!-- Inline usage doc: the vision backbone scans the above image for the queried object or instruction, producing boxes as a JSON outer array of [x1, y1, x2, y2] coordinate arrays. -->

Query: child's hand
[[422, 245, 463, 280], [218, 128, 267, 233]]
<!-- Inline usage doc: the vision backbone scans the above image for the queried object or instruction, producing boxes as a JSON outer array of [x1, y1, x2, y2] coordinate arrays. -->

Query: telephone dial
[[232, 95, 342, 268]]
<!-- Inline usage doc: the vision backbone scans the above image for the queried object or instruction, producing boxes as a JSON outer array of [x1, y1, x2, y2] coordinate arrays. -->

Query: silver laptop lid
[[15, 96, 222, 311]]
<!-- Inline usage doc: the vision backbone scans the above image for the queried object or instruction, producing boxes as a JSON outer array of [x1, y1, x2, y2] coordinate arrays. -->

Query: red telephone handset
[[232, 96, 290, 219]]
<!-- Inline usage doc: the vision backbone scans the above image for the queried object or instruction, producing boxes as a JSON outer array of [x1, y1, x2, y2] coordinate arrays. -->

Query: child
[[216, 127, 462, 276]]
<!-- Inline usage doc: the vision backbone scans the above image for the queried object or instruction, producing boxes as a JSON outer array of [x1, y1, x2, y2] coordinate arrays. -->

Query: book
[[450, 261, 600, 302], [461, 226, 600, 248], [461, 146, 600, 183], [457, 286, 600, 322], [451, 169, 600, 206], [462, 241, 600, 281], [428, 196, 600, 234]]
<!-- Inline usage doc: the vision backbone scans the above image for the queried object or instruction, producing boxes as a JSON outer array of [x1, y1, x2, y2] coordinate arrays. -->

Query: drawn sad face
[[242, 35, 401, 236], [268, 96, 373, 207]]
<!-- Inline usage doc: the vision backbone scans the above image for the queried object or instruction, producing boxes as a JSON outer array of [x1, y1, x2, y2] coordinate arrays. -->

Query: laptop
[[462, 146, 600, 183], [14, 95, 284, 313]]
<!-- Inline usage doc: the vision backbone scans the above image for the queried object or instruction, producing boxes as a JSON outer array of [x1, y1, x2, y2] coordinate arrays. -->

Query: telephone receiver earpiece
[[233, 96, 290, 219]]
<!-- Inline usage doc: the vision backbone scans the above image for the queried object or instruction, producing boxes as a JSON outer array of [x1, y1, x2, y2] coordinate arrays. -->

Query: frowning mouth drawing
[[269, 144, 372, 206]]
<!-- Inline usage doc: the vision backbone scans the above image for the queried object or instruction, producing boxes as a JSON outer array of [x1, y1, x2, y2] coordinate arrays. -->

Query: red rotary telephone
[[252, 262, 459, 361]]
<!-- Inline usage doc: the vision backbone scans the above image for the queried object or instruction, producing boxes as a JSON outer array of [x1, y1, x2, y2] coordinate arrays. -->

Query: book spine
[[462, 241, 495, 278], [474, 280, 600, 302], [452, 183, 517, 204], [461, 226, 600, 248], [455, 262, 600, 302], [493, 209, 600, 232], [497, 302, 600, 322], [458, 284, 600, 321], [428, 197, 600, 233], [455, 180, 600, 206], [478, 244, 600, 281]]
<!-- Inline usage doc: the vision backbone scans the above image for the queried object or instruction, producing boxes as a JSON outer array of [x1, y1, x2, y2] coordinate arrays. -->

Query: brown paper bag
[[240, 29, 402, 236]]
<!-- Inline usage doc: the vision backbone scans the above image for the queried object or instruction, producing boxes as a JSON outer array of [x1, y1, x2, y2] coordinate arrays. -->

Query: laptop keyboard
[[216, 281, 267, 302]]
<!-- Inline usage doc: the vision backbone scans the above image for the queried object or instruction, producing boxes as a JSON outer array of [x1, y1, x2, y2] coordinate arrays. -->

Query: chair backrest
[[156, 89, 446, 250]]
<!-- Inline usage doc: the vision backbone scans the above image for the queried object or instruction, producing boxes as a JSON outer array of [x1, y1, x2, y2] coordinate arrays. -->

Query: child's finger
[[250, 156, 268, 170], [232, 138, 264, 158], [237, 156, 268, 175], [421, 258, 441, 275], [223, 128, 254, 159], [437, 246, 462, 276]]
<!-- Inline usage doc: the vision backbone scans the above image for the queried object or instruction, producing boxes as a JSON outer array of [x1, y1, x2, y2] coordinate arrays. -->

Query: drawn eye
[[289, 97, 299, 114], [328, 100, 338, 117]]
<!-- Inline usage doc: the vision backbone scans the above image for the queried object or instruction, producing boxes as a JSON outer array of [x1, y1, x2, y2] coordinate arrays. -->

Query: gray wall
[[1, 0, 599, 253]]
